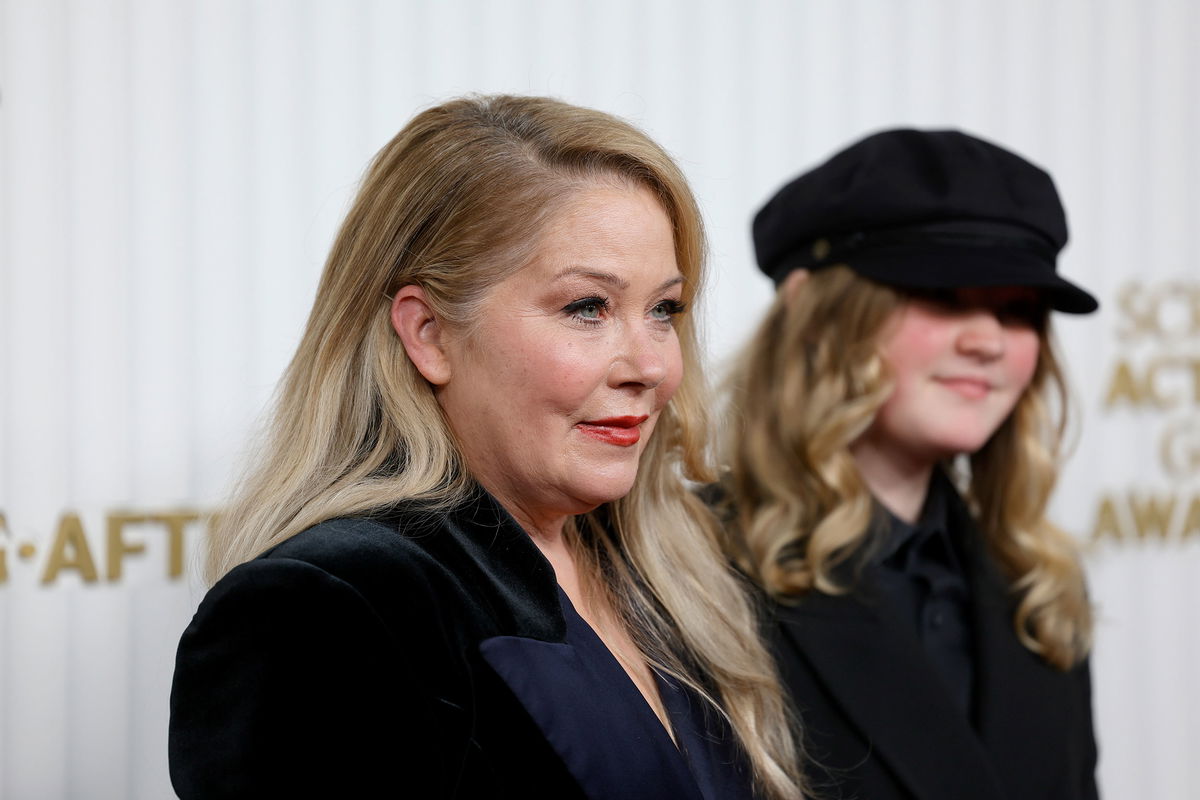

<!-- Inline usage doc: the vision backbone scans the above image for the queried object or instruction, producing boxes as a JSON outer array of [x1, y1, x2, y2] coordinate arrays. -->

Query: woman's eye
[[650, 299, 686, 322], [564, 297, 609, 322]]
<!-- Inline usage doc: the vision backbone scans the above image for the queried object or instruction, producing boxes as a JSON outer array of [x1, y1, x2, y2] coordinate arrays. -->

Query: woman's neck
[[491, 493, 585, 600], [849, 435, 935, 524]]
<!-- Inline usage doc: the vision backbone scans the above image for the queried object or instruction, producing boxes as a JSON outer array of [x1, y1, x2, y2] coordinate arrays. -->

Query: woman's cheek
[[660, 341, 685, 405]]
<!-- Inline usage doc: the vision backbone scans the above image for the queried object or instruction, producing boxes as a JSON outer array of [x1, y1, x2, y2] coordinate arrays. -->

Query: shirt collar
[[870, 469, 953, 567]]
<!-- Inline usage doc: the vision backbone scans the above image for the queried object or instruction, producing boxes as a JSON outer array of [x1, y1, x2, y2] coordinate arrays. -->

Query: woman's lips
[[576, 415, 649, 447]]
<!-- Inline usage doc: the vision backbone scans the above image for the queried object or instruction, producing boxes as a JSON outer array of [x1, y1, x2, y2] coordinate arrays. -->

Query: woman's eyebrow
[[551, 269, 685, 295], [552, 267, 630, 289]]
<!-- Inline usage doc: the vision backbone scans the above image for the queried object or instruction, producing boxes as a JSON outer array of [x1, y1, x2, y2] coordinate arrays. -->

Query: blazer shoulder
[[264, 511, 440, 562], [260, 509, 464, 587], [191, 512, 470, 646], [171, 524, 458, 799]]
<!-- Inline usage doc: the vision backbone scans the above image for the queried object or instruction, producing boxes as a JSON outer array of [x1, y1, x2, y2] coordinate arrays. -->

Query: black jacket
[[770, 485, 1099, 800], [169, 490, 743, 799]]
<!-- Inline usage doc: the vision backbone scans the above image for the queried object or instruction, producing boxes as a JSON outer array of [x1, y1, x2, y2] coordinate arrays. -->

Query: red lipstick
[[576, 415, 649, 447]]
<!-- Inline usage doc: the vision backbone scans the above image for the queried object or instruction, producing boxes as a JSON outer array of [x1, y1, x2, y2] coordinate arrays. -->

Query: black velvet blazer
[[169, 491, 741, 799], [769, 484, 1099, 800]]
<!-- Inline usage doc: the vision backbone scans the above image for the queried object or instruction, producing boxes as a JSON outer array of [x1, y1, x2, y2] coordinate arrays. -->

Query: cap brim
[[839, 243, 1099, 314]]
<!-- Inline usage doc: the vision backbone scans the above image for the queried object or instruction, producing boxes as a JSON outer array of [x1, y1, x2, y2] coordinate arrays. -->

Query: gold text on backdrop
[[1090, 280, 1200, 544], [0, 510, 210, 584]]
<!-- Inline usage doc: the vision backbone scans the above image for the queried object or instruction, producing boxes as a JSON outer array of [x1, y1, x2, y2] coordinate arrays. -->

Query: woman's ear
[[781, 268, 810, 305], [391, 285, 452, 386]]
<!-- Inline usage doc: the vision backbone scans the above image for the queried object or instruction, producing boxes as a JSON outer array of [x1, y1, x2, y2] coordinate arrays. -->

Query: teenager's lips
[[935, 375, 994, 400], [575, 415, 650, 447]]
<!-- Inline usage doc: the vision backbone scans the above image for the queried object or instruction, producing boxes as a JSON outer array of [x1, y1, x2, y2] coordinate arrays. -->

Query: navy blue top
[[555, 588, 755, 800]]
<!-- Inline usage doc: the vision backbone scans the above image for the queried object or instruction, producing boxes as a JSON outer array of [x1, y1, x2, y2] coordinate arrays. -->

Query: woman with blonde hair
[[169, 95, 803, 799], [721, 129, 1099, 800]]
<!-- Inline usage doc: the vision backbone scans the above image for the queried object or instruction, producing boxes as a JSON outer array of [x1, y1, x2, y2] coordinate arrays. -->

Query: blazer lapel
[[445, 493, 706, 800], [962, 507, 1074, 799], [776, 586, 1006, 800]]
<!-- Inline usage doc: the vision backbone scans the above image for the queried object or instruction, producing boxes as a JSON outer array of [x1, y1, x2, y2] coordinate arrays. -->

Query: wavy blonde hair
[[208, 95, 804, 799], [722, 265, 1092, 670]]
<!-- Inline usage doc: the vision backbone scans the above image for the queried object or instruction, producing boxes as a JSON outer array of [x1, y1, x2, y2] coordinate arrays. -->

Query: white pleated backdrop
[[1, 1, 1197, 797]]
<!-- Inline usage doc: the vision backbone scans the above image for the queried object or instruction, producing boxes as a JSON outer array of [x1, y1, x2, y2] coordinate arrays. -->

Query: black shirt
[[869, 471, 976, 718]]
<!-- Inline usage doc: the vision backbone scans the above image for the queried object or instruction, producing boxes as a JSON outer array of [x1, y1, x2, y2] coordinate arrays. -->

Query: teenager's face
[[858, 287, 1044, 466]]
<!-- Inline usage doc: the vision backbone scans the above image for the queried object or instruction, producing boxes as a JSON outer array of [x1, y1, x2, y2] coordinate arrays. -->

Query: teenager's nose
[[956, 310, 1005, 360]]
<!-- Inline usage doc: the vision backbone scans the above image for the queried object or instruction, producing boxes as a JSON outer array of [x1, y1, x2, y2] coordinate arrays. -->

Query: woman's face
[[436, 183, 685, 528], [857, 287, 1043, 467]]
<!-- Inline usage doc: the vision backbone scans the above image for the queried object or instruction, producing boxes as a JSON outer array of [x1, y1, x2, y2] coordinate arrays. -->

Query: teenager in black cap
[[717, 129, 1099, 800]]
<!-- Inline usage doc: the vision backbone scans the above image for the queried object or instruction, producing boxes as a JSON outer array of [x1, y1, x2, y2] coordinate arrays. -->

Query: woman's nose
[[610, 324, 668, 389], [956, 310, 1005, 360]]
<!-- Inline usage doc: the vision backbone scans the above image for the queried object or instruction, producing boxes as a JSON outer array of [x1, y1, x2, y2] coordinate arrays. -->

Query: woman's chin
[[565, 474, 641, 511]]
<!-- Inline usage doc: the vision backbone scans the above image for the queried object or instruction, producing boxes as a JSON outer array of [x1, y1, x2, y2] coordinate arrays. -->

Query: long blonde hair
[[722, 265, 1092, 670], [209, 95, 804, 799]]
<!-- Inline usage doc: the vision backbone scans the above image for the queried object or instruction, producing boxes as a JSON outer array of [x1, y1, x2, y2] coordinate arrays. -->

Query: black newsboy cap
[[752, 128, 1098, 313]]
